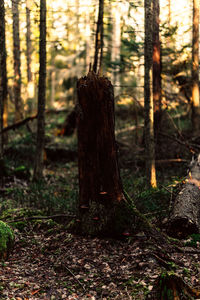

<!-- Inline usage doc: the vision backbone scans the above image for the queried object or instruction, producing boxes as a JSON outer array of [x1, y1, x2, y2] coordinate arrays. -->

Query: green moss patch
[[0, 221, 14, 260]]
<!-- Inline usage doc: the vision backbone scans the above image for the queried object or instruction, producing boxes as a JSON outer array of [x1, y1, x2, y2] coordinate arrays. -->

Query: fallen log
[[168, 155, 200, 238]]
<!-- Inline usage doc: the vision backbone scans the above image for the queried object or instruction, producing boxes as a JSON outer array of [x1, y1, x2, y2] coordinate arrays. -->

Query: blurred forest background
[[0, 0, 198, 205]]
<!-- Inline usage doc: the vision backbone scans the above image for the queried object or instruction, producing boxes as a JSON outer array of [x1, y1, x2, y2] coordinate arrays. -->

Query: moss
[[0, 221, 14, 260]]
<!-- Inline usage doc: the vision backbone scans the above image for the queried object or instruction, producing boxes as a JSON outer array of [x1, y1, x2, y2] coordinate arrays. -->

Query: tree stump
[[168, 155, 200, 238], [77, 72, 127, 236], [0, 221, 14, 260]]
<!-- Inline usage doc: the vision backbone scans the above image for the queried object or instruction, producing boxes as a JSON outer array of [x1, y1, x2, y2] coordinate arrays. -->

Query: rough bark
[[93, 0, 104, 73], [144, 0, 157, 187], [192, 0, 200, 132], [77, 72, 126, 236], [12, 0, 23, 122], [168, 155, 200, 238], [33, 0, 46, 180]]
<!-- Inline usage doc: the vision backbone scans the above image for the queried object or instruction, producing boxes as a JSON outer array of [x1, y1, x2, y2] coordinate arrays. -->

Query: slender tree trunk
[[33, 0, 46, 180], [12, 0, 23, 122], [50, 69, 55, 107], [144, 0, 157, 188], [0, 0, 7, 185], [168, 0, 171, 25], [111, 2, 121, 97], [26, 0, 34, 114], [85, 0, 91, 71], [77, 72, 127, 236], [153, 0, 161, 114], [93, 0, 104, 73], [192, 0, 200, 132]]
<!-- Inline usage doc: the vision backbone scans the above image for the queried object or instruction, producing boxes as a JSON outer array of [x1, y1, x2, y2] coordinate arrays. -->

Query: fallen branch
[[0, 108, 69, 135], [2, 214, 76, 223], [159, 132, 200, 153], [0, 114, 37, 134]]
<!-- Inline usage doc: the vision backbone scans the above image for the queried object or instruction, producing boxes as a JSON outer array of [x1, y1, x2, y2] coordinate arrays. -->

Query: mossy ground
[[0, 221, 14, 260]]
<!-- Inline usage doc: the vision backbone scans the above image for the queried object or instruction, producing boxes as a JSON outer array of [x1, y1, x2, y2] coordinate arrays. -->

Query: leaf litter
[[1, 222, 200, 299]]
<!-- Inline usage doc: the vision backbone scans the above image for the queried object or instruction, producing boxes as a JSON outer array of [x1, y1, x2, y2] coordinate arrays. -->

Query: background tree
[[12, 0, 23, 122], [93, 0, 104, 73], [33, 0, 46, 180], [144, 0, 157, 188], [26, 0, 34, 115], [153, 0, 161, 116], [192, 0, 200, 132], [0, 0, 7, 185]]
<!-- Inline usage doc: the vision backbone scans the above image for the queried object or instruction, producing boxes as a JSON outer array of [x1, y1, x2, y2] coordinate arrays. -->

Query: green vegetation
[[0, 221, 14, 260]]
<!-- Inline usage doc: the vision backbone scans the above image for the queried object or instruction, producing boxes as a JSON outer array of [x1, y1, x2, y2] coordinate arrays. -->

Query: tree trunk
[[111, 2, 121, 98], [0, 0, 7, 186], [12, 0, 23, 122], [0, 0, 7, 157], [33, 0, 46, 180], [168, 155, 200, 238], [144, 0, 157, 188], [85, 0, 91, 71], [93, 0, 104, 73], [77, 71, 127, 236], [26, 0, 34, 115], [153, 0, 161, 114], [192, 0, 200, 132]]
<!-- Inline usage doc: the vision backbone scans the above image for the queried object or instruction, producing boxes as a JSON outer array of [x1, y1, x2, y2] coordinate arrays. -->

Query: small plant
[[185, 234, 200, 248]]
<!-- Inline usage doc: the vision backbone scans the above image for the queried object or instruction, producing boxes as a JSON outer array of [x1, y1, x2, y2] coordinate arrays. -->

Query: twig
[[64, 265, 86, 291]]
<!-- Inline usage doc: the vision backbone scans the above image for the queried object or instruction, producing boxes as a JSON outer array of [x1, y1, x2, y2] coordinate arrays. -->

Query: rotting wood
[[77, 71, 126, 236], [168, 154, 200, 238]]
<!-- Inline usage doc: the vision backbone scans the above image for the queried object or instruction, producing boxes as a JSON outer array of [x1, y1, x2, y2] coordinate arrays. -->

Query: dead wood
[[152, 272, 200, 300], [0, 109, 69, 135], [44, 146, 77, 162], [3, 214, 75, 223], [168, 155, 200, 238], [57, 108, 77, 136]]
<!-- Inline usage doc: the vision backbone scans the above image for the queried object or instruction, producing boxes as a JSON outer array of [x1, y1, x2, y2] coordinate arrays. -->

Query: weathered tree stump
[[0, 221, 14, 260], [168, 155, 200, 238], [77, 72, 127, 236]]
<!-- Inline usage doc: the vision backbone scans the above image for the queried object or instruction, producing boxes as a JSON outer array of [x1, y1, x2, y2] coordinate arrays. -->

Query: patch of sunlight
[[117, 96, 133, 105]]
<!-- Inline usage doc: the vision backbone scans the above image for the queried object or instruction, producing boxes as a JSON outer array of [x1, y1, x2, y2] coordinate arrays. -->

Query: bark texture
[[168, 156, 200, 238], [33, 0, 46, 180], [144, 0, 157, 187], [12, 0, 23, 121], [77, 72, 126, 236]]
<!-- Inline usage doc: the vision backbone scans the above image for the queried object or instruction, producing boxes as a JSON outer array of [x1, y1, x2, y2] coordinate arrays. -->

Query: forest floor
[[1, 218, 200, 299], [1, 104, 200, 299]]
